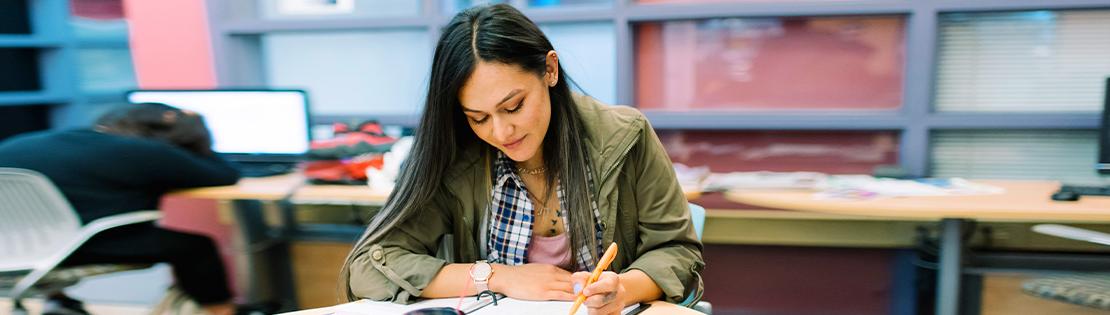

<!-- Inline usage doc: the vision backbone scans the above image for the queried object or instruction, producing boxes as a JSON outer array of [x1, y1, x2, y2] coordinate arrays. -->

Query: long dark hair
[[340, 4, 596, 301], [95, 102, 215, 156]]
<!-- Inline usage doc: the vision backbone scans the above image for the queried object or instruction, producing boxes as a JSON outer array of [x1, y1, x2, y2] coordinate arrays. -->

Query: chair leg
[[12, 299, 29, 315], [11, 267, 54, 302]]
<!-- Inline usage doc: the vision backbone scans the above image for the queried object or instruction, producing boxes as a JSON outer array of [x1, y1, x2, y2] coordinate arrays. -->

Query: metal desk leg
[[230, 199, 299, 312], [936, 218, 966, 315]]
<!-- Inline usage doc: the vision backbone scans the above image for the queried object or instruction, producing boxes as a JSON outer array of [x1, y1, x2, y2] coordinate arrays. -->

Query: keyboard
[[236, 162, 296, 178], [1059, 185, 1110, 196]]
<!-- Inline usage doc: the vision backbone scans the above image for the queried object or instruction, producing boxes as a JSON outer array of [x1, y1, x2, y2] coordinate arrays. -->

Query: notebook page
[[331, 298, 641, 315], [332, 298, 459, 314], [469, 299, 641, 315]]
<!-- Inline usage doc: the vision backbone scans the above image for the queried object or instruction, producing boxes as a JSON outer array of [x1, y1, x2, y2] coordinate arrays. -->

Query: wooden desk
[[180, 172, 699, 210], [173, 173, 390, 205], [170, 174, 390, 310], [279, 300, 701, 315], [726, 180, 1110, 222], [176, 176, 703, 310], [725, 180, 1110, 315]]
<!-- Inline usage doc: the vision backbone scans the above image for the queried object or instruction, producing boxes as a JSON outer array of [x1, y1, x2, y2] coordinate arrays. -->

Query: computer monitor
[[125, 89, 311, 163], [1100, 78, 1110, 175]]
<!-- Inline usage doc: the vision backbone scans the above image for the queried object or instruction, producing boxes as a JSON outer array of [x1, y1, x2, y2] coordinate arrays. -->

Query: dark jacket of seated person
[[0, 102, 242, 309], [0, 108, 240, 223]]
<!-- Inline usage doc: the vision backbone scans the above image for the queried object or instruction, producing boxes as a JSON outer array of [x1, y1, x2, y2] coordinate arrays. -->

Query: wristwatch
[[469, 260, 494, 293]]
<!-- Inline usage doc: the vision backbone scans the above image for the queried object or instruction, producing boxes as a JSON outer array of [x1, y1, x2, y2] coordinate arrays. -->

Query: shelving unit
[[0, 0, 75, 139], [203, 0, 1110, 182], [60, 1, 136, 128], [0, 0, 137, 135]]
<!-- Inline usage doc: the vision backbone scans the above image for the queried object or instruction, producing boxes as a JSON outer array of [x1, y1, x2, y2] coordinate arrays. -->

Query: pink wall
[[122, 0, 238, 296], [122, 0, 217, 88]]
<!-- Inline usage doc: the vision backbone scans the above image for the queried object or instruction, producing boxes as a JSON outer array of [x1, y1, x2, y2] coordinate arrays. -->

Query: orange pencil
[[568, 242, 619, 315]]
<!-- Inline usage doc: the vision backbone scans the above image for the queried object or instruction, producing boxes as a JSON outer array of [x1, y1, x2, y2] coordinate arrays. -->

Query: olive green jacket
[[348, 94, 705, 304]]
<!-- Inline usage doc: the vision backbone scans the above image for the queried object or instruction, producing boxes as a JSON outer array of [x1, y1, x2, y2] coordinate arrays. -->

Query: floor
[[0, 298, 149, 315], [981, 273, 1109, 315], [0, 264, 170, 315]]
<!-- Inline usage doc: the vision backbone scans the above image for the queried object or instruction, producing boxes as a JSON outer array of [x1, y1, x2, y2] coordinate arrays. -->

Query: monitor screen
[[1100, 78, 1110, 174], [126, 90, 311, 157]]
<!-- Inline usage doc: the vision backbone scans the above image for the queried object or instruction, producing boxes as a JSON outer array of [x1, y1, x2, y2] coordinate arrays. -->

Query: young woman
[[341, 4, 703, 314], [0, 103, 241, 315]]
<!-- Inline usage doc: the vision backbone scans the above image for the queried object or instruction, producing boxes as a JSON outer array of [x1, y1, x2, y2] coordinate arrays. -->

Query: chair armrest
[[29, 211, 162, 270], [1032, 224, 1110, 246], [8, 210, 162, 300], [80, 211, 163, 238]]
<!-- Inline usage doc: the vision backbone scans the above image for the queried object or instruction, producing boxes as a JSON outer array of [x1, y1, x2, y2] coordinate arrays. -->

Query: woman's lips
[[503, 135, 526, 150]]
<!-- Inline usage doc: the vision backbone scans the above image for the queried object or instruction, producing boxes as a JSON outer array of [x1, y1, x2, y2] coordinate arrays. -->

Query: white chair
[[0, 167, 162, 312], [1023, 224, 1110, 310], [1032, 224, 1110, 246], [682, 203, 711, 314]]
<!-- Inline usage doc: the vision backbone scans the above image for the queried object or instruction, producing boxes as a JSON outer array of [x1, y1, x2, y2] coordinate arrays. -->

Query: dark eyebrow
[[462, 89, 523, 113]]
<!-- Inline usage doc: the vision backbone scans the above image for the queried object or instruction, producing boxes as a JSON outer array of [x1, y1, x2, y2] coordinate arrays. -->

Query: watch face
[[471, 262, 493, 280]]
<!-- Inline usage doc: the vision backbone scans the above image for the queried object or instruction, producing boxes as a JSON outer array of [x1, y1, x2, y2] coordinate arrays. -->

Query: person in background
[[340, 4, 703, 315], [0, 103, 241, 315]]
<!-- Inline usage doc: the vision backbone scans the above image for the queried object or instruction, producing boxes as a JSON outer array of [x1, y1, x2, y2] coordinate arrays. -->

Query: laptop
[[126, 89, 312, 177]]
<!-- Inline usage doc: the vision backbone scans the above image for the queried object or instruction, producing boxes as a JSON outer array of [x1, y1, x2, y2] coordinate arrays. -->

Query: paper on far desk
[[332, 297, 641, 315], [815, 177, 1005, 199]]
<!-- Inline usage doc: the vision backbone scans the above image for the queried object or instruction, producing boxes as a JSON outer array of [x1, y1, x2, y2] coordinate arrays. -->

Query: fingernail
[[573, 283, 582, 295]]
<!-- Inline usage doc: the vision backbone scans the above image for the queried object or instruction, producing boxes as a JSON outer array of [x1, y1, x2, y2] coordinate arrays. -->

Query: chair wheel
[[12, 304, 29, 315]]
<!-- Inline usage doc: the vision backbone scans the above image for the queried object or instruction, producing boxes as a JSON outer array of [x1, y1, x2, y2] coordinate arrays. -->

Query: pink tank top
[[527, 233, 572, 269]]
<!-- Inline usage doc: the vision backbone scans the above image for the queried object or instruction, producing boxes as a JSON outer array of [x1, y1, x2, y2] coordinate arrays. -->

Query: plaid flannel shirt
[[486, 152, 603, 271]]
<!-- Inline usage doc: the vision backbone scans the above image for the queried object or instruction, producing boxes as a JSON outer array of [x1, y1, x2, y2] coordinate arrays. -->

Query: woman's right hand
[[490, 263, 576, 301]]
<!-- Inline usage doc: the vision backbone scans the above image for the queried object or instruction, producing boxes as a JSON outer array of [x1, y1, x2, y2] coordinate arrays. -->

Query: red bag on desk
[[302, 121, 395, 185]]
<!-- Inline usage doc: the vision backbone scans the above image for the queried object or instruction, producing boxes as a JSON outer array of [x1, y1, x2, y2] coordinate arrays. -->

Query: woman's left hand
[[571, 271, 628, 315]]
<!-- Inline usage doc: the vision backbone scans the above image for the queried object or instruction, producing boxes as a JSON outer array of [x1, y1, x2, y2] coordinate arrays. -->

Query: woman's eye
[[472, 116, 488, 124], [506, 102, 523, 113]]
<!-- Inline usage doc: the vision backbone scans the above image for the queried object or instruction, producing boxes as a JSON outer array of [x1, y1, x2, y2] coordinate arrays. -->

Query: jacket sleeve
[[347, 195, 453, 303], [621, 118, 706, 304], [127, 141, 241, 188]]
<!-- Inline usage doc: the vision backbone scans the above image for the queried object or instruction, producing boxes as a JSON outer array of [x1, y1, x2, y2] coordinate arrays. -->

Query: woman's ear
[[544, 50, 559, 87]]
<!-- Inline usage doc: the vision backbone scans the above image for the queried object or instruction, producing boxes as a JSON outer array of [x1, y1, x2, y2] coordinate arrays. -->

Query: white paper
[[332, 298, 641, 315]]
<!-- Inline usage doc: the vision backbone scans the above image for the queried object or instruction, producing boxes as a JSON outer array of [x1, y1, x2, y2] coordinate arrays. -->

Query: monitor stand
[[234, 161, 297, 178]]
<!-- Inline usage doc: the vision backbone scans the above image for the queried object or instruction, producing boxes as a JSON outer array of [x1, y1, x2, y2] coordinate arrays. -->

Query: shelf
[[930, 0, 1110, 12], [926, 113, 1101, 129], [0, 36, 64, 48], [313, 112, 1102, 130], [0, 92, 71, 106], [221, 17, 431, 35], [640, 111, 1102, 130], [625, 1, 914, 22], [642, 110, 907, 130]]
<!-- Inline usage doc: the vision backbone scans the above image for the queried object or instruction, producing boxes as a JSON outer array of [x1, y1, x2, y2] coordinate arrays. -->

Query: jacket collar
[[571, 94, 644, 182]]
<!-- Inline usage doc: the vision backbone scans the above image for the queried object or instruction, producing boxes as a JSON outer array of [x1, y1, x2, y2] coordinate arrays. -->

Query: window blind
[[931, 130, 1109, 185], [936, 10, 1110, 113]]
